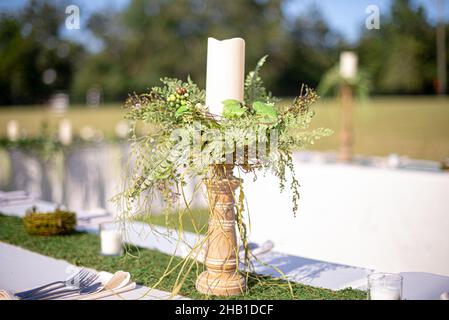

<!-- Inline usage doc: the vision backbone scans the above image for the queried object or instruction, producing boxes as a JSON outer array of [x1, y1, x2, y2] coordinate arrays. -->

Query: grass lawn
[[0, 214, 366, 300], [0, 96, 448, 160], [134, 209, 209, 235], [308, 97, 449, 161], [0, 104, 124, 137]]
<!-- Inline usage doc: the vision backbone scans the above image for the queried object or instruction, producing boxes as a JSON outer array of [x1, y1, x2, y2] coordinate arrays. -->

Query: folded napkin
[[0, 290, 17, 300]]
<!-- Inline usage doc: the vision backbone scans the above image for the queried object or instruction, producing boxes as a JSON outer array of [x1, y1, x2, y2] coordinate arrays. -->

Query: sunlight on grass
[[1, 97, 448, 160]]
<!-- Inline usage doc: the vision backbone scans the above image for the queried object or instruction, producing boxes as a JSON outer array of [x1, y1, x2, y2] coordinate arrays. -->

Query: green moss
[[0, 214, 366, 300], [23, 208, 76, 236]]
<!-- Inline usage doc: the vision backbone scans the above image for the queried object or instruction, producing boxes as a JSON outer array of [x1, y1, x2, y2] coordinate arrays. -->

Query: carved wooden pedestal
[[196, 165, 246, 296]]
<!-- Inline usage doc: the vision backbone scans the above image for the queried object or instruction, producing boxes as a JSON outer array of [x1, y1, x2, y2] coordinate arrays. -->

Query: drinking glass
[[368, 272, 403, 300], [100, 222, 123, 256]]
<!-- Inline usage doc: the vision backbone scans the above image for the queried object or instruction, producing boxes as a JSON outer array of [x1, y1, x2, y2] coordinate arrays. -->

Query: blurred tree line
[[0, 0, 447, 105]]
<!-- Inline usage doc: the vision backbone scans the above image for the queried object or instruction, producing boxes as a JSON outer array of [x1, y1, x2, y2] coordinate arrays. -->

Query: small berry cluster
[[167, 87, 189, 108]]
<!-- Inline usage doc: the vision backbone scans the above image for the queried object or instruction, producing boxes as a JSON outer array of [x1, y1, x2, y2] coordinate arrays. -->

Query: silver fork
[[15, 269, 91, 299], [27, 281, 102, 300], [22, 274, 100, 300]]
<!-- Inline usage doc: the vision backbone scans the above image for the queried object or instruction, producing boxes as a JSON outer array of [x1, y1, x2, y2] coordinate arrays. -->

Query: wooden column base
[[195, 165, 247, 296], [196, 271, 246, 296]]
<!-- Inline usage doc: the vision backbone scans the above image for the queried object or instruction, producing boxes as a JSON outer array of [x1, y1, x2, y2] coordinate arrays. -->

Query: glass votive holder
[[368, 272, 403, 300], [100, 221, 123, 256]]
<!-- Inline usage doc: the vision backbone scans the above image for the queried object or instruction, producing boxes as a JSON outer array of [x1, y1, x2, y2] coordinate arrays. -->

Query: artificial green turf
[[0, 214, 366, 300]]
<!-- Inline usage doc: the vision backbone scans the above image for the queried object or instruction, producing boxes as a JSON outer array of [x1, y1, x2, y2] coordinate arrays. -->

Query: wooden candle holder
[[196, 165, 246, 296]]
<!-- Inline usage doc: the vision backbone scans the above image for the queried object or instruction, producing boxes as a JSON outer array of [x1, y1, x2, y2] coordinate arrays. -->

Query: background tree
[[0, 0, 447, 105], [72, 0, 290, 102], [0, 0, 84, 104], [280, 5, 344, 95], [357, 0, 437, 94]]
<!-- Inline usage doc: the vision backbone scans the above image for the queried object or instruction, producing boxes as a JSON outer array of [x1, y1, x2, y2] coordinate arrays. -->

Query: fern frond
[[244, 55, 270, 106]]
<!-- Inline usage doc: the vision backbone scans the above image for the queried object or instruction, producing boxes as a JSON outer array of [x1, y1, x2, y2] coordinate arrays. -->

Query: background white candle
[[6, 120, 19, 141], [205, 37, 245, 116], [100, 223, 123, 255], [340, 51, 358, 80], [58, 119, 73, 145]]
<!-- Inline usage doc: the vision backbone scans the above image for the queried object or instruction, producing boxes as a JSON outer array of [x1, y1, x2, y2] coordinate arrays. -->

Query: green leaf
[[244, 55, 269, 105], [222, 99, 246, 118], [175, 104, 189, 118], [252, 101, 277, 122]]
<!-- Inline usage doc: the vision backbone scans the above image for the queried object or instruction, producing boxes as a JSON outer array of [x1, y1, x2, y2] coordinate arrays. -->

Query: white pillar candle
[[100, 224, 123, 256], [6, 120, 19, 141], [339, 51, 358, 80], [205, 37, 245, 116], [58, 119, 73, 145], [370, 287, 401, 300]]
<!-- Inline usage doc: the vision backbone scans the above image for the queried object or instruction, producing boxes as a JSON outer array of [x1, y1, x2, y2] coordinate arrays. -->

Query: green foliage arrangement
[[118, 56, 331, 218], [116, 56, 331, 297], [318, 65, 371, 100], [23, 206, 76, 236]]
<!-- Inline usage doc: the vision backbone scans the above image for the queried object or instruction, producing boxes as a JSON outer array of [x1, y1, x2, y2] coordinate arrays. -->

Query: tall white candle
[[205, 37, 245, 116], [58, 119, 72, 145], [340, 51, 358, 80], [6, 120, 19, 141]]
